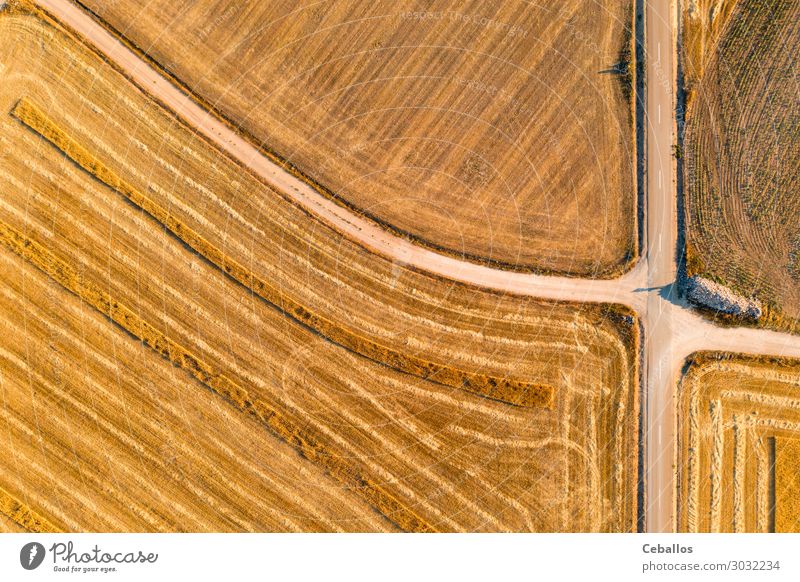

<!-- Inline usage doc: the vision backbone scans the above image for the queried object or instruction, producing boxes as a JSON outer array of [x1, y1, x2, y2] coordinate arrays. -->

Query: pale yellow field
[[76, 0, 637, 276], [0, 5, 640, 532], [775, 437, 800, 533], [676, 353, 800, 532]]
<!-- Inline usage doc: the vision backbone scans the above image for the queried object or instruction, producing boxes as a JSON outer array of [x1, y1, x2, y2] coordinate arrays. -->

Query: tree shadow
[[598, 63, 628, 75]]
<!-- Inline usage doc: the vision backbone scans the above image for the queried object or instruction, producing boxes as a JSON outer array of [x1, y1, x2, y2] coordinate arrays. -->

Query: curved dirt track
[[33, 0, 800, 532], [74, 0, 639, 277]]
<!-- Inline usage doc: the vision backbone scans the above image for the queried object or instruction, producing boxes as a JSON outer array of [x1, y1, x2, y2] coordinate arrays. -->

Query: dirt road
[[31, 0, 800, 532]]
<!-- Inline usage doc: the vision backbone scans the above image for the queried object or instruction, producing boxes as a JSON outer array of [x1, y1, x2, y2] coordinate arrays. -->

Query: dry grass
[[0, 515, 27, 533], [0, 5, 640, 532], [676, 352, 800, 532], [681, 0, 738, 91], [682, 0, 800, 333], [775, 437, 800, 533], [0, 487, 60, 532], [74, 0, 637, 277]]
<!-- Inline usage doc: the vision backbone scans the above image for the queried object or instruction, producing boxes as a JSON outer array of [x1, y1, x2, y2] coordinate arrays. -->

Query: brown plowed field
[[74, 0, 637, 277], [0, 5, 640, 532], [676, 352, 800, 532], [682, 0, 800, 332]]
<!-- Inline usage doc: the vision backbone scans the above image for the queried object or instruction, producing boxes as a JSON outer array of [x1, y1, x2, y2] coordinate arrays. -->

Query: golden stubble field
[[77, 0, 637, 276], [682, 0, 800, 332], [676, 353, 800, 533], [0, 4, 640, 532]]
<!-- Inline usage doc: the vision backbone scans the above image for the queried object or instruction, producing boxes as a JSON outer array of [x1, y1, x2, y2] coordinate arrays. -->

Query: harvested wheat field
[[74, 0, 637, 277], [774, 437, 800, 533], [682, 0, 800, 332], [676, 352, 800, 532], [0, 4, 640, 532]]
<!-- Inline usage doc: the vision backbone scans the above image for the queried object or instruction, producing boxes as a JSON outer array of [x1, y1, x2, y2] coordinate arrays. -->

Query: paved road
[[36, 0, 800, 532], [643, 0, 679, 534]]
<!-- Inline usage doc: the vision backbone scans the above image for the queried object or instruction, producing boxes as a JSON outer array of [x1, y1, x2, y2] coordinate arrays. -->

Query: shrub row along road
[[36, 0, 800, 532]]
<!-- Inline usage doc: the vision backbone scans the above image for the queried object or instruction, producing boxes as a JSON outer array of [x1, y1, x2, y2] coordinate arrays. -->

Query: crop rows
[[12, 97, 552, 410], [0, 487, 58, 533], [676, 352, 800, 532], [0, 219, 436, 532]]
